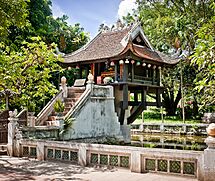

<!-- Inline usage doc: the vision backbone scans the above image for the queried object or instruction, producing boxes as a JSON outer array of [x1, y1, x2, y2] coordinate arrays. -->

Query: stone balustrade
[[17, 139, 203, 179], [7, 111, 215, 181], [131, 123, 208, 135]]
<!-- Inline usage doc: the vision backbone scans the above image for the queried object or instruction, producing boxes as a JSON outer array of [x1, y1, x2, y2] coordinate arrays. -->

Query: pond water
[[131, 133, 207, 151]]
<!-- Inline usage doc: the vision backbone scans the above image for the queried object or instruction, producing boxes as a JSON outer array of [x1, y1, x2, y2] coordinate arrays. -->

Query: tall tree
[[0, 0, 28, 40], [123, 0, 214, 116], [0, 37, 62, 112], [191, 3, 215, 112]]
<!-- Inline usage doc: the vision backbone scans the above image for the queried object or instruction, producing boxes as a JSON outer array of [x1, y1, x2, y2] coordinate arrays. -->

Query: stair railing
[[36, 89, 64, 125]]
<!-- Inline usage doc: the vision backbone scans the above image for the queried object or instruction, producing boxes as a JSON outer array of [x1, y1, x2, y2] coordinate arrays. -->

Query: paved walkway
[[0, 156, 197, 181]]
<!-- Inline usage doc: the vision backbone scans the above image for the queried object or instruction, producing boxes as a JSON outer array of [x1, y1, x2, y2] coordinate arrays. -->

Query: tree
[[0, 37, 62, 112], [191, 3, 215, 112], [0, 0, 28, 39], [123, 0, 215, 116], [46, 15, 89, 53]]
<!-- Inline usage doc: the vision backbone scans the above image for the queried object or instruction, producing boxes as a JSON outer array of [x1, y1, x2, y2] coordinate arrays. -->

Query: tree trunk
[[162, 88, 181, 116]]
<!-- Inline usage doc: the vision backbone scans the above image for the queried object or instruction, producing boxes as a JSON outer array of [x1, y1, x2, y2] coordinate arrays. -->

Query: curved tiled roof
[[63, 28, 131, 63], [63, 25, 179, 65]]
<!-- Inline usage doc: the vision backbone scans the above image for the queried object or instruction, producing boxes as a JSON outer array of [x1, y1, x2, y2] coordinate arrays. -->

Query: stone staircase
[[0, 144, 7, 155], [63, 87, 85, 116]]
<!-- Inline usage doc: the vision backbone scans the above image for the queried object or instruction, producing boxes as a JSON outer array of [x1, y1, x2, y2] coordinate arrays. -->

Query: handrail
[[64, 88, 91, 120], [36, 89, 64, 125], [16, 108, 27, 118]]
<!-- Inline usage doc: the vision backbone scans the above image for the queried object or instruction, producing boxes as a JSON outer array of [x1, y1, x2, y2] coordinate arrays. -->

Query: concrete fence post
[[37, 141, 45, 161], [131, 151, 141, 173], [160, 124, 164, 133], [203, 124, 215, 181], [7, 110, 18, 156], [203, 136, 215, 181], [78, 144, 87, 166]]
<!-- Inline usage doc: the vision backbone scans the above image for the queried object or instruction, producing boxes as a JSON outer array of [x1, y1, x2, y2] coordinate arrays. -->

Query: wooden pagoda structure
[[62, 23, 178, 125]]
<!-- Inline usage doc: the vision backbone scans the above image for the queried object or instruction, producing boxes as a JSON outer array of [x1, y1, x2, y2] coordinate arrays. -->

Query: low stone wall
[[21, 126, 60, 140], [18, 139, 203, 180], [131, 123, 208, 135]]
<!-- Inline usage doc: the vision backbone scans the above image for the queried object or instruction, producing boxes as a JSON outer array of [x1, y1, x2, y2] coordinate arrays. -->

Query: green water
[[131, 133, 207, 151]]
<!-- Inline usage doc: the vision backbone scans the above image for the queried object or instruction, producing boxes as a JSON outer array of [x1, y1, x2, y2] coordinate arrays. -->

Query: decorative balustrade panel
[[0, 119, 8, 143], [21, 145, 37, 158], [143, 156, 196, 177], [46, 147, 78, 163], [89, 152, 130, 168]]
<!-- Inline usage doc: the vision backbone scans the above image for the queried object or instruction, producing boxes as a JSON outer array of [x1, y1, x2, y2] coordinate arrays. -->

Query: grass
[[133, 118, 202, 125]]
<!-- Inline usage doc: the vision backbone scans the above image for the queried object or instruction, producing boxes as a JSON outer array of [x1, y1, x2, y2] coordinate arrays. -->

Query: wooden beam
[[128, 101, 140, 106], [146, 102, 157, 106], [128, 101, 159, 107]]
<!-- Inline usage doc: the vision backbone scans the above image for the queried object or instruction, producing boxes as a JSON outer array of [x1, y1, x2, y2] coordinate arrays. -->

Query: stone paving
[[0, 156, 197, 181]]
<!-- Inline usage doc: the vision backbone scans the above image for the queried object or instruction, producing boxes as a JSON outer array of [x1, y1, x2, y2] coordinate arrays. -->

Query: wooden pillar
[[122, 62, 128, 109], [123, 84, 128, 109], [131, 63, 134, 82], [146, 69, 148, 78], [114, 63, 118, 82], [156, 89, 161, 108], [152, 66, 156, 85], [158, 66, 161, 86], [120, 64, 123, 80], [134, 92, 138, 103], [141, 89, 147, 110], [93, 63, 98, 84]]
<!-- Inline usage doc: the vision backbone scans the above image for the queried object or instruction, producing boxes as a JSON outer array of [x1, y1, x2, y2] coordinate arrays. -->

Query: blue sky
[[51, 0, 137, 38]]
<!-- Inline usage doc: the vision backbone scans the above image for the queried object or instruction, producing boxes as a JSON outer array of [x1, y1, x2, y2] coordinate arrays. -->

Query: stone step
[[67, 87, 85, 94], [67, 93, 83, 98], [64, 98, 79, 103]]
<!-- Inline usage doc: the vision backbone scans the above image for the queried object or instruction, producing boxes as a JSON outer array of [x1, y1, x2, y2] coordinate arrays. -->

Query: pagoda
[[61, 23, 178, 126]]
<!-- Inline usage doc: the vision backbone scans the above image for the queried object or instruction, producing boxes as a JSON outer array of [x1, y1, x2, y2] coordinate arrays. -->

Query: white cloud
[[118, 0, 137, 20], [52, 2, 65, 19]]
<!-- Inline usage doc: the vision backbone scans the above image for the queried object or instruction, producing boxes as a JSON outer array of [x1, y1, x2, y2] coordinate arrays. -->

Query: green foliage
[[46, 15, 89, 53], [191, 5, 215, 112], [123, 0, 215, 116], [53, 99, 64, 113], [0, 0, 89, 112], [0, 37, 62, 112], [0, 0, 29, 38], [2, 0, 89, 54]]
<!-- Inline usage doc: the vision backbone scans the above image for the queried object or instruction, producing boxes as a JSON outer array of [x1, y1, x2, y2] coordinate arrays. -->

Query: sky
[[51, 0, 137, 38]]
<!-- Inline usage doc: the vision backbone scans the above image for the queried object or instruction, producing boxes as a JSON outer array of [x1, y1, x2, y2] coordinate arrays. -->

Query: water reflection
[[131, 133, 207, 151]]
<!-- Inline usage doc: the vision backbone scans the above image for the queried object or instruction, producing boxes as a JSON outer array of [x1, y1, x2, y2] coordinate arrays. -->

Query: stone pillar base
[[204, 136, 215, 181], [120, 125, 131, 143]]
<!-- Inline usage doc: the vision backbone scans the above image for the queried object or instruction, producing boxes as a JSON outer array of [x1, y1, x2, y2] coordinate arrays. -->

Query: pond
[[131, 133, 207, 151]]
